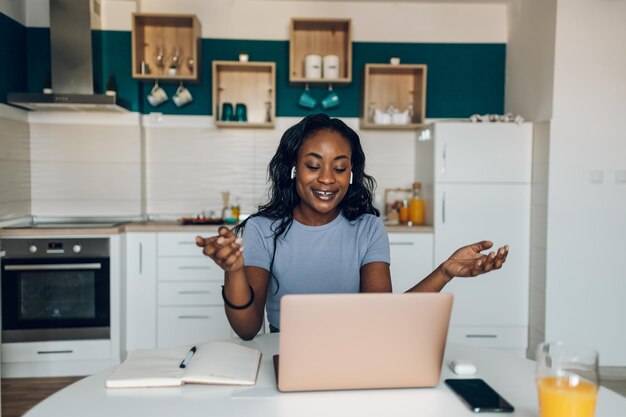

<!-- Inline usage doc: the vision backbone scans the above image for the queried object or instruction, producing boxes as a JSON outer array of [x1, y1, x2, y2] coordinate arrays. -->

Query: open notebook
[[275, 292, 454, 392], [106, 341, 261, 388]]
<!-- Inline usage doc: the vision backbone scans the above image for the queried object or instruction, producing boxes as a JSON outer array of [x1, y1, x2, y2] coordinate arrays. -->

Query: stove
[[5, 222, 126, 229], [2, 216, 141, 230]]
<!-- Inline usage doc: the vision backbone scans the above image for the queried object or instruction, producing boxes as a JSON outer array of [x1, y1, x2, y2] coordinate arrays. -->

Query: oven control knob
[[29, 245, 38, 253], [73, 244, 82, 253]]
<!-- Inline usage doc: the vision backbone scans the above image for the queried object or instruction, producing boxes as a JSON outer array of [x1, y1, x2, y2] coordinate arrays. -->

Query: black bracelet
[[221, 284, 255, 310]]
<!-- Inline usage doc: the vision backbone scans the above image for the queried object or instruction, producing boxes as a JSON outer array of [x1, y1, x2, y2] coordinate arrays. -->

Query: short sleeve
[[361, 216, 391, 266], [241, 217, 273, 271]]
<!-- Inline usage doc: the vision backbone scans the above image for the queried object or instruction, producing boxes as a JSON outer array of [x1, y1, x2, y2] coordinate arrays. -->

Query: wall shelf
[[360, 63, 427, 130], [212, 61, 276, 128], [289, 18, 352, 84], [132, 13, 201, 81]]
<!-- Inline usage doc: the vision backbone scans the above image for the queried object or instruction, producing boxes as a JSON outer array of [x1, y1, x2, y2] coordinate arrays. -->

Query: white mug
[[173, 85, 193, 107], [323, 55, 340, 79], [147, 84, 168, 107]]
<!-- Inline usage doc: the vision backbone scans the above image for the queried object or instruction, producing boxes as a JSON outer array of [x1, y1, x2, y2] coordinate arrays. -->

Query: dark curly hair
[[233, 113, 379, 291]]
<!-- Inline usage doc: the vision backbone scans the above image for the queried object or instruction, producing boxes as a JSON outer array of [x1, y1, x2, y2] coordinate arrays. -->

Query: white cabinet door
[[124, 233, 157, 351], [389, 233, 434, 293], [434, 184, 530, 327], [157, 307, 232, 348], [158, 232, 209, 256], [156, 232, 230, 348], [158, 257, 223, 282], [433, 123, 532, 183]]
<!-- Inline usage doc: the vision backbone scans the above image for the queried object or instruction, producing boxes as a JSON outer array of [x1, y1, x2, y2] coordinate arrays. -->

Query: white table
[[25, 334, 626, 417]]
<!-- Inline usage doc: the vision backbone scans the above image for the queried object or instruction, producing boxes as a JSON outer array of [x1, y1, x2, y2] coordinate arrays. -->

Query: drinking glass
[[536, 342, 599, 417], [154, 46, 166, 75]]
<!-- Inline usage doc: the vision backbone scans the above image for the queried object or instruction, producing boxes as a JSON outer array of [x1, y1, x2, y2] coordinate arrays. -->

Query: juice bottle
[[408, 182, 424, 225]]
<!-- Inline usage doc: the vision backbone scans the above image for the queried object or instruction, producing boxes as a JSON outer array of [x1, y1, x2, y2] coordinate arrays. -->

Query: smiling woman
[[195, 113, 509, 341]]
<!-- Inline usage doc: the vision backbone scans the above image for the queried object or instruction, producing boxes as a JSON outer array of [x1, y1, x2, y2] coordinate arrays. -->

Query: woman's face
[[293, 129, 352, 225]]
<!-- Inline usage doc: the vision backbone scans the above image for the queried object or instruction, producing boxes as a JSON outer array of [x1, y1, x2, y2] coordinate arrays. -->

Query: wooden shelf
[[132, 13, 201, 81], [360, 64, 427, 130], [289, 18, 352, 84], [214, 121, 275, 129], [359, 121, 426, 130], [212, 61, 276, 128]]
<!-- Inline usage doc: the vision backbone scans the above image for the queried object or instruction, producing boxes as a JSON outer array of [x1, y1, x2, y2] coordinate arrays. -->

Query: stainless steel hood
[[8, 0, 127, 112]]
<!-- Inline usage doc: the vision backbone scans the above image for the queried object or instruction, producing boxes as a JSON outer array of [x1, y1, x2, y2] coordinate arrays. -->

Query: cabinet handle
[[178, 315, 210, 319], [389, 242, 415, 246], [465, 334, 498, 339], [441, 142, 447, 176], [178, 290, 211, 295], [178, 241, 195, 245], [442, 192, 446, 224], [38, 350, 74, 355], [6, 263, 101, 271], [139, 242, 143, 274]]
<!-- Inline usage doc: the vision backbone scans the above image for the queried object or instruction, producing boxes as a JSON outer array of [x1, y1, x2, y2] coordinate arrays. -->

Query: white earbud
[[350, 171, 353, 184], [291, 166, 296, 179]]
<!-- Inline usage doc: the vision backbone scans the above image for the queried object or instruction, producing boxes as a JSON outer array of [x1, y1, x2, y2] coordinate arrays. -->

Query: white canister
[[304, 54, 322, 79], [323, 55, 340, 79]]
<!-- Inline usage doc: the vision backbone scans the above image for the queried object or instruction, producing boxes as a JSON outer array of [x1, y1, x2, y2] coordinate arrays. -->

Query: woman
[[196, 114, 508, 340]]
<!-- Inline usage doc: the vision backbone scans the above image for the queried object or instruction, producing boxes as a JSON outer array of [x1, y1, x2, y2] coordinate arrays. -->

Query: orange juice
[[537, 376, 598, 417], [408, 197, 424, 225], [399, 205, 410, 223]]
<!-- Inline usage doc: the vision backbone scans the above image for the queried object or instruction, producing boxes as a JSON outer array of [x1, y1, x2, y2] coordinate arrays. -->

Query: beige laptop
[[274, 292, 453, 392]]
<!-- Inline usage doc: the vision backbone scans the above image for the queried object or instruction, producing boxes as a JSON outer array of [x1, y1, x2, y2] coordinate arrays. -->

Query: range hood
[[8, 0, 127, 112]]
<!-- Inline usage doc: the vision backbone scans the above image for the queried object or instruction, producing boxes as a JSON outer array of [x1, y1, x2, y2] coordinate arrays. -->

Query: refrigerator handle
[[139, 242, 143, 274], [441, 142, 447, 176], [442, 192, 446, 224]]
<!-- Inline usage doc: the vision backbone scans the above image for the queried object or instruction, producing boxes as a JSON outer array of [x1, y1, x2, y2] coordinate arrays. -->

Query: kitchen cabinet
[[360, 64, 427, 130], [131, 13, 201, 81], [389, 232, 434, 292], [123, 231, 233, 352], [289, 18, 352, 84], [212, 61, 276, 128], [416, 122, 532, 354], [156, 232, 232, 348], [123, 233, 157, 353]]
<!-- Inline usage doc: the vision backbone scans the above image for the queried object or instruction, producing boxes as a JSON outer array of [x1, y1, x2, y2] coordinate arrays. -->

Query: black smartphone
[[445, 378, 515, 413]]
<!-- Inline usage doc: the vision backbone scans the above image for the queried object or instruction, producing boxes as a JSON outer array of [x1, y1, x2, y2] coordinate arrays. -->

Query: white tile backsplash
[[28, 118, 143, 217], [0, 113, 31, 221], [29, 124, 141, 163], [145, 117, 416, 217], [5, 114, 418, 219]]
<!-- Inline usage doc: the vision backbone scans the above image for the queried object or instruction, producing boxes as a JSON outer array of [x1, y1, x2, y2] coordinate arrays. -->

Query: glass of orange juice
[[536, 342, 599, 417]]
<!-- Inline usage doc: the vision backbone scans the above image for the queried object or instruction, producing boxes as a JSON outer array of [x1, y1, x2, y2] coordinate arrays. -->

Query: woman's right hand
[[195, 226, 244, 272]]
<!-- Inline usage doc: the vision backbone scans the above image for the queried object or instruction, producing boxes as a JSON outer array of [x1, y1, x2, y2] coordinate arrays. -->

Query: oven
[[1, 237, 110, 343]]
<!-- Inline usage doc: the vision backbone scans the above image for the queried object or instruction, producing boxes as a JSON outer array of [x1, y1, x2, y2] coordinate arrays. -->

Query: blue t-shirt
[[242, 213, 390, 329]]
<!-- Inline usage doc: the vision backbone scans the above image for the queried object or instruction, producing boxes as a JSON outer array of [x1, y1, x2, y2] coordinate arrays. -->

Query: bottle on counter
[[408, 182, 424, 225], [231, 197, 241, 223], [221, 191, 235, 224], [398, 199, 410, 224]]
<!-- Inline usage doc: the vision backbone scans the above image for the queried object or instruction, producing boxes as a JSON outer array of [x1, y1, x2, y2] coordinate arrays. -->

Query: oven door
[[2, 258, 110, 342]]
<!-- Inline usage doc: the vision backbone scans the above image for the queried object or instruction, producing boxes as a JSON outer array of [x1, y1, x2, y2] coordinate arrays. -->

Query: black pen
[[179, 346, 197, 369]]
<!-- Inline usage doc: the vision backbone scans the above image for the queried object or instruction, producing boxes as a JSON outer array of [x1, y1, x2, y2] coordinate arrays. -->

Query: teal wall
[[0, 12, 27, 104], [1, 12, 505, 117]]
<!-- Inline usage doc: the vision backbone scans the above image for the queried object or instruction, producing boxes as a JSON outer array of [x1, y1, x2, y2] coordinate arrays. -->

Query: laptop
[[274, 292, 453, 392]]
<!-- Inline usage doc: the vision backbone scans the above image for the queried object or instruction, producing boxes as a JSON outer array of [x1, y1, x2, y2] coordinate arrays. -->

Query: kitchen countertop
[[0, 220, 433, 237]]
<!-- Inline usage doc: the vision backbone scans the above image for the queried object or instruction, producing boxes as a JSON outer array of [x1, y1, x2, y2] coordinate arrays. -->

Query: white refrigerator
[[416, 122, 532, 354]]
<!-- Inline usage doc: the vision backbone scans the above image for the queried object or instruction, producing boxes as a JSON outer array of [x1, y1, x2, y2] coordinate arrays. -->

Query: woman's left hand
[[441, 241, 509, 280]]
